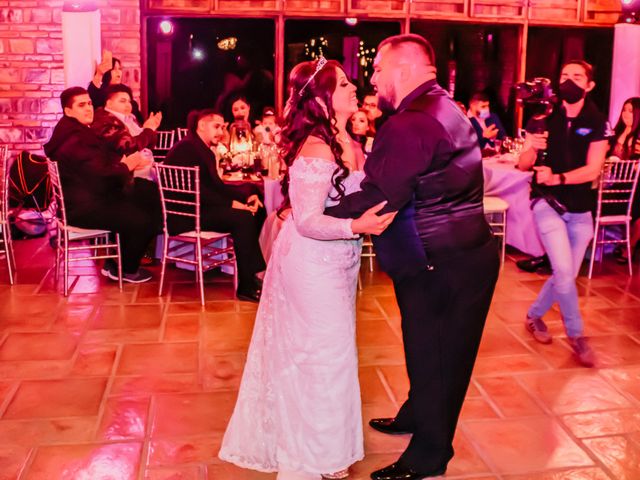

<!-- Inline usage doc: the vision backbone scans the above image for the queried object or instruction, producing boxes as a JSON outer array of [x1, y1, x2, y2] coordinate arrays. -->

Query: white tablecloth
[[483, 157, 544, 257], [263, 177, 284, 215]]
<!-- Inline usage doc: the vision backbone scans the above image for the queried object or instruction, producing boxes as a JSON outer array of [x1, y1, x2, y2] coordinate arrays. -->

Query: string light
[[356, 41, 376, 77], [304, 37, 329, 59]]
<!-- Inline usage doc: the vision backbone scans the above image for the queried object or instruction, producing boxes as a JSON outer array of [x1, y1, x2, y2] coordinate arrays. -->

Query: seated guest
[[44, 87, 160, 283], [164, 109, 266, 302], [91, 84, 162, 157], [468, 92, 506, 149], [89, 50, 143, 124], [609, 97, 640, 263], [254, 106, 281, 145]]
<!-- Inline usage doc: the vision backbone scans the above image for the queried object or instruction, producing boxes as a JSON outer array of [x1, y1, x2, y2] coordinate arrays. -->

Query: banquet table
[[483, 156, 544, 257]]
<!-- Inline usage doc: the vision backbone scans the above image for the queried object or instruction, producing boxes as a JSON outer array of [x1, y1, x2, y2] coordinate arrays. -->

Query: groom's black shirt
[[325, 79, 492, 279]]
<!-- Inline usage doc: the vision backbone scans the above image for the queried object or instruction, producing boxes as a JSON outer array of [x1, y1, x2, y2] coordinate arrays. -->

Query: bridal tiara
[[298, 56, 328, 96]]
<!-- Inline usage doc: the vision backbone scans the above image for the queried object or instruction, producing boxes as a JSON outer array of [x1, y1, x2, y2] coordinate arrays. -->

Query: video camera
[[513, 77, 556, 118]]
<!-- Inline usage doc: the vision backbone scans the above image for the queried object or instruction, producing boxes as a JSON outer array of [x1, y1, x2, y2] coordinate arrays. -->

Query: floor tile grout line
[[456, 423, 505, 480], [375, 367, 399, 410]]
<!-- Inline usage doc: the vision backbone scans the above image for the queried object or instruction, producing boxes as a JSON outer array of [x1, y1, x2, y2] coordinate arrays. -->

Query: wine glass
[[503, 137, 513, 156]]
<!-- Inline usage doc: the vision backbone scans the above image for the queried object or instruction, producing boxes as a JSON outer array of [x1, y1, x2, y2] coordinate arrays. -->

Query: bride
[[218, 57, 396, 479]]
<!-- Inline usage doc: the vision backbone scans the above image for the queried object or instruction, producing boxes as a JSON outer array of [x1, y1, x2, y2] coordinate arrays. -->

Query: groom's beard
[[377, 93, 396, 115]]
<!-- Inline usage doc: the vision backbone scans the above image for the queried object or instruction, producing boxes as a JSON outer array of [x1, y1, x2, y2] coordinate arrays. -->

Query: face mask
[[478, 108, 491, 120], [558, 79, 585, 104]]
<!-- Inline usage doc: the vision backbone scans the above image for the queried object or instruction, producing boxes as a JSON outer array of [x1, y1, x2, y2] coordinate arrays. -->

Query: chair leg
[[54, 227, 61, 284], [626, 222, 633, 277], [63, 233, 69, 296], [501, 213, 507, 269], [115, 233, 123, 292], [2, 225, 13, 285], [158, 234, 169, 298], [588, 224, 599, 279], [196, 237, 205, 306]]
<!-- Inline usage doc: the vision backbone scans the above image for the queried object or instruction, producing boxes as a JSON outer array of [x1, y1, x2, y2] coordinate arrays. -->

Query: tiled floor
[[1, 238, 640, 479]]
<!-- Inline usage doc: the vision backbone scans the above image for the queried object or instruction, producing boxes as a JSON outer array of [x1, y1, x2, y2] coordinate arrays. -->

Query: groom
[[326, 34, 500, 479]]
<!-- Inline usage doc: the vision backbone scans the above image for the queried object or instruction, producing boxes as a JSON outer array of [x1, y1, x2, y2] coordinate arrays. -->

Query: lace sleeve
[[289, 156, 358, 241]]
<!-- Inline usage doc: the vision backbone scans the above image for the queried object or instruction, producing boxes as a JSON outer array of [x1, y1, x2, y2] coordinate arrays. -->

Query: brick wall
[[0, 0, 141, 158]]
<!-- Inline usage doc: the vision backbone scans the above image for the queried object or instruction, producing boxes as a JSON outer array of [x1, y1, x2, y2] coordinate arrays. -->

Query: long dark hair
[[611, 97, 640, 159], [278, 59, 350, 215], [101, 57, 121, 88]]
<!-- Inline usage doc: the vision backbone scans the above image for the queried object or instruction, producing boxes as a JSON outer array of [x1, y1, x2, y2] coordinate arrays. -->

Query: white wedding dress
[[219, 156, 365, 478]]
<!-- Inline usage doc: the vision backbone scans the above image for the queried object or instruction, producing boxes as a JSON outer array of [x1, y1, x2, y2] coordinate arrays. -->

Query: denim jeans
[[528, 199, 594, 338]]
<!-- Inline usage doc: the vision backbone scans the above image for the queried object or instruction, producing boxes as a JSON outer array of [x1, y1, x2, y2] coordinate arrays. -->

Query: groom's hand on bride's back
[[351, 201, 397, 236]]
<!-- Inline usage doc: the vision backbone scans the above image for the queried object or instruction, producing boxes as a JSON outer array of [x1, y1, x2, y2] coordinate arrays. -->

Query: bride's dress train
[[219, 156, 364, 477]]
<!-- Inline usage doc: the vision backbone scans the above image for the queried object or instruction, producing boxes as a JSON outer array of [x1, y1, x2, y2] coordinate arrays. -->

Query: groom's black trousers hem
[[390, 238, 500, 473]]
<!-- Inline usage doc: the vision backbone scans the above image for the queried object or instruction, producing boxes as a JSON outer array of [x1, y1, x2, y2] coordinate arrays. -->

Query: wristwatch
[[559, 173, 566, 185]]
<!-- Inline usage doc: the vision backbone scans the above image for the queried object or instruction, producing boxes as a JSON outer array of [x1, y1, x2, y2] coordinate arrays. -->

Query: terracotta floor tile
[[503, 467, 611, 479], [200, 353, 246, 392], [519, 371, 633, 414], [24, 442, 142, 480], [96, 397, 150, 441], [463, 417, 593, 474], [3, 237, 640, 479], [477, 376, 546, 417], [358, 346, 406, 367], [600, 366, 640, 403], [0, 445, 32, 480], [459, 397, 500, 420], [117, 343, 198, 375], [144, 465, 204, 480], [92, 304, 164, 330], [478, 328, 531, 357], [582, 435, 640, 480], [359, 367, 392, 406], [3, 378, 107, 419], [0, 417, 96, 445], [110, 374, 200, 397], [164, 314, 201, 341], [0, 332, 78, 361], [70, 345, 117, 376], [356, 320, 402, 347], [561, 409, 640, 438], [151, 392, 237, 437], [447, 430, 491, 476], [585, 334, 640, 367], [148, 433, 222, 466]]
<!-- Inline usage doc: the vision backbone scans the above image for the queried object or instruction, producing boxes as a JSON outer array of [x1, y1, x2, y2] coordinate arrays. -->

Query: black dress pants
[[391, 239, 500, 473], [169, 206, 266, 291], [68, 180, 162, 274]]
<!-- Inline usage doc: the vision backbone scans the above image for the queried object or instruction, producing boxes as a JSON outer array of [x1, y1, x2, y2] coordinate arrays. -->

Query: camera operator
[[516, 60, 608, 367]]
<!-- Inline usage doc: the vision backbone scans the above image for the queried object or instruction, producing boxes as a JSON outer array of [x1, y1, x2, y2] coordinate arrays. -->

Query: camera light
[[345, 17, 358, 26]]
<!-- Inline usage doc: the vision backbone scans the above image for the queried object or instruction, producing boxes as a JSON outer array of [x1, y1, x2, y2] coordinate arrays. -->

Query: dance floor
[[1, 238, 640, 480]]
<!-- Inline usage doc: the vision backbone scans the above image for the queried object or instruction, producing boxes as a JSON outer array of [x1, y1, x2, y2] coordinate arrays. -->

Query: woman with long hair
[[219, 58, 395, 480], [610, 98, 640, 263], [609, 97, 640, 160]]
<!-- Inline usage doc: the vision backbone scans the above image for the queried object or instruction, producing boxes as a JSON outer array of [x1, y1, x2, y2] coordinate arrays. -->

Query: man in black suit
[[44, 86, 160, 283], [325, 34, 500, 479], [164, 109, 265, 302]]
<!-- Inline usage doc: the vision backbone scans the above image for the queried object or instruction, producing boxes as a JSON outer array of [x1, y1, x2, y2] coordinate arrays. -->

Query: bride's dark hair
[[278, 59, 350, 215]]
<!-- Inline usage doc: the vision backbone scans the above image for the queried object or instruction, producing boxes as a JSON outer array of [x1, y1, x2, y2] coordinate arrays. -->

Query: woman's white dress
[[219, 156, 365, 476]]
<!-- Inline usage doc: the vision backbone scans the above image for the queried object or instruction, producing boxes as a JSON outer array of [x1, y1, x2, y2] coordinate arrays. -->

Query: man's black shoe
[[371, 462, 445, 480], [516, 255, 549, 273], [369, 418, 412, 435], [236, 287, 261, 303]]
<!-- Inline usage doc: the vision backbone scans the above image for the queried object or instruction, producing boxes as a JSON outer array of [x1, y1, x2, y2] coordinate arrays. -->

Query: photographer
[[517, 60, 608, 367]]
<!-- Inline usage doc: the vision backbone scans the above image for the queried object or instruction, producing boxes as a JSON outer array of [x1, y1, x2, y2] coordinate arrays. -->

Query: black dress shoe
[[236, 287, 261, 303], [516, 254, 550, 273], [369, 418, 412, 435], [370, 462, 445, 480]]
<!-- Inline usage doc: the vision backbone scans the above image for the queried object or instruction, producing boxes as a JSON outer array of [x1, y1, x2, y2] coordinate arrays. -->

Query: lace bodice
[[288, 156, 363, 241]]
